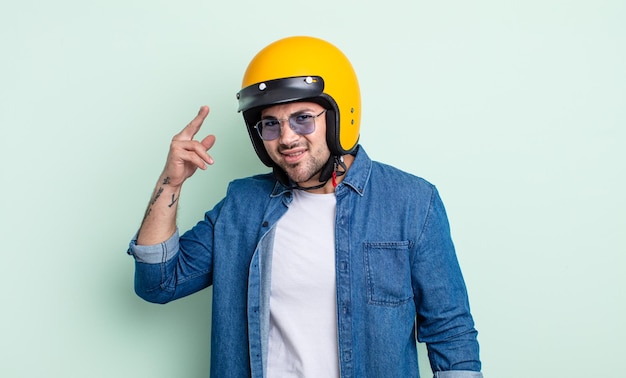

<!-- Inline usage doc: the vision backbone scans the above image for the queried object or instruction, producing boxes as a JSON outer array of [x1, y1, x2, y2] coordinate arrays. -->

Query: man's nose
[[278, 120, 299, 144]]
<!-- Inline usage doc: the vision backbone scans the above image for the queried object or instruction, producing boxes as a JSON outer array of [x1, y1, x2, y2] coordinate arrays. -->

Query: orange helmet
[[237, 36, 361, 167]]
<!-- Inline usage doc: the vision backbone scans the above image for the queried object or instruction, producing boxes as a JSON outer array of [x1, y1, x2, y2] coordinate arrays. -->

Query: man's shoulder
[[349, 146, 436, 196], [370, 160, 434, 189]]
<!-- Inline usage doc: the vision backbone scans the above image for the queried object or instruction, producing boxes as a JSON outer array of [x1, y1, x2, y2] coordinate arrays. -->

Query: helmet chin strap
[[274, 155, 347, 191]]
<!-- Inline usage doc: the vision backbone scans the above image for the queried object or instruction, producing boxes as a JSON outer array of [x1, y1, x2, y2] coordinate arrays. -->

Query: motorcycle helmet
[[236, 36, 361, 172]]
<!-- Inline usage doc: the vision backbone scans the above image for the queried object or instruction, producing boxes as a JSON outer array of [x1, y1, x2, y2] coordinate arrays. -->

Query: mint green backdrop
[[1, 1, 624, 377]]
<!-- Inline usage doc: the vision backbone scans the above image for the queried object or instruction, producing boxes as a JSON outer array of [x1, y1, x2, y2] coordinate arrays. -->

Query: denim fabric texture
[[128, 146, 482, 378]]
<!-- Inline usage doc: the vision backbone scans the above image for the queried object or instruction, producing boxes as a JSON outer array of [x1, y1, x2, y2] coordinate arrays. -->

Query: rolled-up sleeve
[[127, 229, 180, 264], [434, 371, 483, 378]]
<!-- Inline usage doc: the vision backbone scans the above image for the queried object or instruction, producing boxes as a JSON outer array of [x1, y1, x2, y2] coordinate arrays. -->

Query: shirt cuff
[[127, 229, 180, 264], [434, 371, 483, 378]]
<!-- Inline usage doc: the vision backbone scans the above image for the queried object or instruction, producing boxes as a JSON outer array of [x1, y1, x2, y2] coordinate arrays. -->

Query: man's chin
[[285, 168, 323, 186]]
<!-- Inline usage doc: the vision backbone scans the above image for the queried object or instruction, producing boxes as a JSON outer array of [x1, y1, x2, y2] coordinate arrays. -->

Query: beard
[[280, 155, 327, 184], [275, 144, 331, 185]]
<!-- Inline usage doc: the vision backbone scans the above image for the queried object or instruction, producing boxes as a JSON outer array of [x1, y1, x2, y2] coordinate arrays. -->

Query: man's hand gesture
[[163, 105, 216, 188], [137, 106, 216, 245]]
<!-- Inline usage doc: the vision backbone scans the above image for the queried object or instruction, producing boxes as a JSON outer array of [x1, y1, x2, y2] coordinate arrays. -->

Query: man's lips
[[279, 147, 306, 163]]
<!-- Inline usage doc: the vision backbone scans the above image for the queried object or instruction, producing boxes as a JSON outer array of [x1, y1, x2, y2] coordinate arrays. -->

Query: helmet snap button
[[259, 83, 267, 91], [305, 76, 313, 84]]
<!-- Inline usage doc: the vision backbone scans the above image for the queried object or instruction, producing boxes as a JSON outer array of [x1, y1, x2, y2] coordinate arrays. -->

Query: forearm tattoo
[[144, 176, 178, 217], [150, 187, 164, 206], [168, 193, 178, 208]]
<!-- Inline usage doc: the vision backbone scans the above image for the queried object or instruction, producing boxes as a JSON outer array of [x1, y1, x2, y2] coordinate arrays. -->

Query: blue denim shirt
[[128, 146, 482, 378]]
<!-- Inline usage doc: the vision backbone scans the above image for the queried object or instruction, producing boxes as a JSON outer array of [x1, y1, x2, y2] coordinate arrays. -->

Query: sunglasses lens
[[255, 110, 324, 141], [257, 120, 280, 140], [289, 114, 316, 135]]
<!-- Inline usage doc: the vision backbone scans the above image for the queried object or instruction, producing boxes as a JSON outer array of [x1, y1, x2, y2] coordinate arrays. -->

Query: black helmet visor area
[[237, 76, 325, 112]]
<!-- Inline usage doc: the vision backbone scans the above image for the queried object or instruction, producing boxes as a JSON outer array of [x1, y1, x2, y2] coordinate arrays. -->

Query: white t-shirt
[[266, 189, 339, 378]]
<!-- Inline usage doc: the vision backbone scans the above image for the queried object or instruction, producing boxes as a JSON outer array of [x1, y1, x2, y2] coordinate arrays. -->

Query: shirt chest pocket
[[363, 241, 413, 306]]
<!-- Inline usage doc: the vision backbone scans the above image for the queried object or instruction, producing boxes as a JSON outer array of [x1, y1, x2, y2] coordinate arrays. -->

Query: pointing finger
[[175, 106, 210, 141]]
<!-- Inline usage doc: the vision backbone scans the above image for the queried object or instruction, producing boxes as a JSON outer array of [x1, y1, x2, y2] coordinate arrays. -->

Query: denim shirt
[[128, 146, 482, 378]]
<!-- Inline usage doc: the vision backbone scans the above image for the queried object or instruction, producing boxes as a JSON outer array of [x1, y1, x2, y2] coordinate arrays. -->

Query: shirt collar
[[339, 145, 371, 197]]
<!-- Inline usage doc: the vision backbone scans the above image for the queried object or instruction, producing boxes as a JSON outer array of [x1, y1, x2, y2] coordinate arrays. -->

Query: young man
[[128, 36, 482, 378]]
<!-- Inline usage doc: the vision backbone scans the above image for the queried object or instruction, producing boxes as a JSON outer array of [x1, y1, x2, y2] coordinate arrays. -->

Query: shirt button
[[343, 350, 352, 361]]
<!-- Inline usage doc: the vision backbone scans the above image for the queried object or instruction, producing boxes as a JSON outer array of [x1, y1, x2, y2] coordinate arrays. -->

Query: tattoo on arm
[[143, 187, 163, 219], [168, 194, 178, 208], [143, 177, 173, 219], [150, 187, 164, 206]]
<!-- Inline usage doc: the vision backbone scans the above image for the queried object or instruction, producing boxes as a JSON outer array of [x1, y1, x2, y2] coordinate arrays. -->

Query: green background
[[1, 0, 624, 377]]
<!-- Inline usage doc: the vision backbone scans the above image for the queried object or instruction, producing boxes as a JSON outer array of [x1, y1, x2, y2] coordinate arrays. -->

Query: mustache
[[278, 142, 306, 152]]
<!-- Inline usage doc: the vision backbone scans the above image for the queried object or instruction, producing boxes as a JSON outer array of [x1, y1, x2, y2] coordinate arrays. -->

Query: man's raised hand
[[163, 106, 216, 187]]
